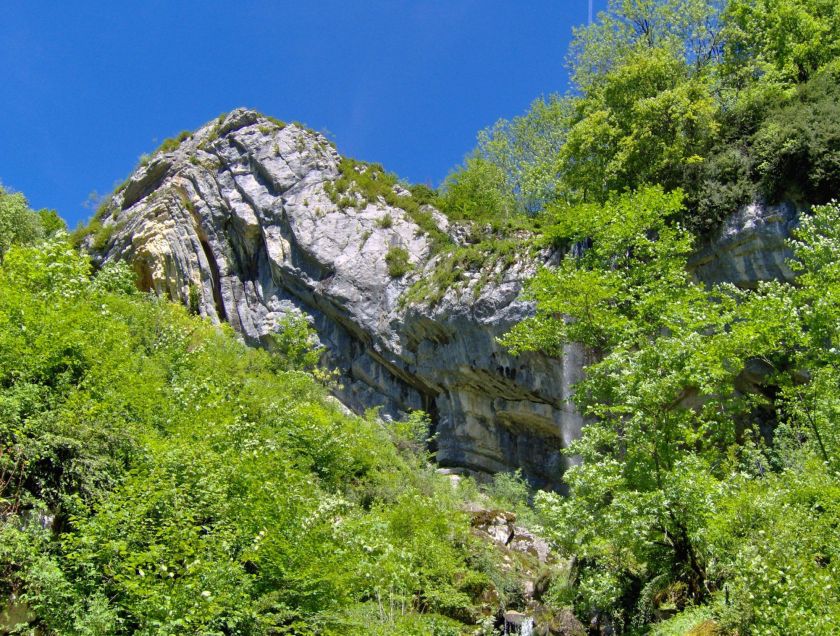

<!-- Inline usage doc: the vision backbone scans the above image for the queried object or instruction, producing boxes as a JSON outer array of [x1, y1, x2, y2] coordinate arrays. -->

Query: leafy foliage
[[0, 186, 43, 262], [510, 192, 840, 631], [385, 246, 412, 278], [438, 0, 839, 235], [751, 62, 840, 202], [0, 230, 529, 633], [724, 0, 840, 84], [440, 96, 573, 218], [484, 2, 840, 627]]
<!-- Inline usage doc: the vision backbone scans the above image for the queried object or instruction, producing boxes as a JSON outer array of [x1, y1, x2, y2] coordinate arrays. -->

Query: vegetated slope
[[7, 0, 840, 632], [428, 0, 840, 633], [0, 194, 570, 634]]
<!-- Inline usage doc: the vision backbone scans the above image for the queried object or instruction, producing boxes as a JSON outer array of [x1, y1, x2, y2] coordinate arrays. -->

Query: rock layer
[[95, 109, 802, 487], [94, 109, 585, 487], [689, 199, 800, 287]]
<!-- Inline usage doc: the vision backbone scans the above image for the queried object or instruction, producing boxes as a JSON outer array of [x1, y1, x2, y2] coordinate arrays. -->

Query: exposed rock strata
[[95, 109, 801, 486], [94, 109, 585, 487], [690, 199, 800, 287]]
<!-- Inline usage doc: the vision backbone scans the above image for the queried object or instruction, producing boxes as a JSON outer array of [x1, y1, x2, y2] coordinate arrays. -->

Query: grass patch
[[324, 158, 451, 250], [401, 236, 529, 307], [265, 115, 287, 129], [158, 130, 192, 154], [385, 246, 412, 278]]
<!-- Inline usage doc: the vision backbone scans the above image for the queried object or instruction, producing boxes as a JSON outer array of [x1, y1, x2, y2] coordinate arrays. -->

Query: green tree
[[0, 187, 43, 261], [440, 154, 515, 221], [474, 95, 575, 214], [569, 0, 725, 91], [724, 0, 840, 84], [37, 208, 67, 236], [504, 188, 812, 626], [559, 46, 719, 202]]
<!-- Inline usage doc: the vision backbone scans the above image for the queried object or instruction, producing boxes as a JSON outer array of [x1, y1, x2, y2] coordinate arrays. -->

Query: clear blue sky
[[1, 1, 602, 227]]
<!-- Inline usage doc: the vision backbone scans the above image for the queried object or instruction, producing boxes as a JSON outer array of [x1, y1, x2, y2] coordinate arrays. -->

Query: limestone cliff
[[93, 108, 801, 487], [92, 109, 586, 487]]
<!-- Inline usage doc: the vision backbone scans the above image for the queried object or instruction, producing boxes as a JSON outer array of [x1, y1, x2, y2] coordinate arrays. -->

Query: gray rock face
[[95, 109, 584, 488], [689, 200, 800, 287], [95, 109, 802, 488]]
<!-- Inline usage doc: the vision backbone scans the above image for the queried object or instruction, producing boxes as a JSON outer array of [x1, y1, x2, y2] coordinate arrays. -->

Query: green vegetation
[[264, 115, 287, 129], [506, 190, 840, 633], [479, 1, 840, 630], [157, 130, 192, 154], [69, 195, 120, 250], [439, 0, 840, 233], [324, 158, 450, 249], [385, 246, 412, 278], [0, 204, 573, 634], [402, 235, 530, 307], [4, 0, 840, 632], [0, 186, 45, 262]]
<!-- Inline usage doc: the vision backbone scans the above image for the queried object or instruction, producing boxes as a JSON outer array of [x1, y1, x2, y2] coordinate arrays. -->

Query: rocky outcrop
[[94, 109, 585, 488], [94, 109, 804, 488], [469, 507, 585, 635], [689, 199, 800, 287]]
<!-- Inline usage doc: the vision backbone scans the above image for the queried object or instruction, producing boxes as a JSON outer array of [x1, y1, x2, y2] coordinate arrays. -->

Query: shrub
[[439, 154, 514, 222], [0, 187, 44, 261], [385, 246, 412, 277], [268, 313, 323, 371], [188, 282, 201, 315], [91, 221, 118, 251], [752, 63, 840, 203], [685, 144, 756, 231], [0, 230, 508, 632], [323, 158, 450, 250]]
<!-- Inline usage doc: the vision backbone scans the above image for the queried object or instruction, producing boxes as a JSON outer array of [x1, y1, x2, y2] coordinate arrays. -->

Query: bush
[[0, 232, 506, 633], [268, 313, 323, 371], [0, 187, 43, 261], [385, 246, 412, 278], [752, 63, 840, 203], [685, 143, 756, 231], [90, 220, 119, 251], [439, 155, 514, 221]]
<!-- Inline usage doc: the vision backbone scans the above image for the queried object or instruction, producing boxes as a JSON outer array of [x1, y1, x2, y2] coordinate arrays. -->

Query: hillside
[[3, 0, 840, 634]]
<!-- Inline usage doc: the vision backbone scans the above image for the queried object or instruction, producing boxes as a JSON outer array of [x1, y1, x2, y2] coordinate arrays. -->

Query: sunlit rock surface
[[94, 109, 585, 487], [95, 108, 800, 487]]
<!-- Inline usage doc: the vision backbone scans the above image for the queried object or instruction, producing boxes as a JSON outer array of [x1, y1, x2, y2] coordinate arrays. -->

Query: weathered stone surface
[[689, 200, 800, 287], [470, 508, 551, 564], [94, 109, 801, 487], [533, 607, 587, 636], [94, 109, 584, 487]]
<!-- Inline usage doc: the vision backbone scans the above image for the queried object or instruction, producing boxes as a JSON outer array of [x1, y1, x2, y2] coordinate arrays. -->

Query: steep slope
[[92, 108, 801, 487], [91, 108, 586, 487]]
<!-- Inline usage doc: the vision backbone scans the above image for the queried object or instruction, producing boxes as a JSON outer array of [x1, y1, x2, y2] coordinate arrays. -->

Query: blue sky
[[1, 1, 602, 227]]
